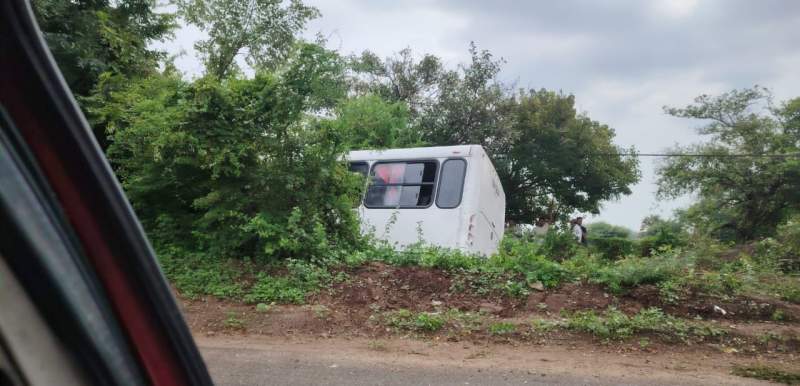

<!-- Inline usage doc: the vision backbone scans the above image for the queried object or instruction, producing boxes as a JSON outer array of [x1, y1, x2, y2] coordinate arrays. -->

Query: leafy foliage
[[753, 214, 800, 272], [176, 0, 320, 78], [384, 309, 445, 332], [589, 237, 635, 260], [33, 0, 177, 146], [732, 365, 800, 385], [325, 95, 419, 149], [94, 43, 363, 262], [638, 215, 688, 256], [588, 222, 633, 239], [488, 322, 516, 336], [33, 0, 175, 97], [349, 44, 640, 223], [564, 307, 721, 342], [658, 87, 800, 241]]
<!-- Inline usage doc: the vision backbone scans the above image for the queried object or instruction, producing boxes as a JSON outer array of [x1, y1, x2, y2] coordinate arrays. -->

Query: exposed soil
[[179, 261, 800, 360]]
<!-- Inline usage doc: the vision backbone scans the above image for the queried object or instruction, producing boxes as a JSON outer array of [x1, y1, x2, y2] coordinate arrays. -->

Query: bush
[[539, 228, 579, 261], [242, 259, 332, 304], [159, 248, 247, 299], [588, 251, 686, 293], [565, 307, 690, 340], [495, 236, 570, 288], [384, 310, 445, 332], [638, 215, 688, 256], [587, 222, 633, 239], [244, 275, 307, 304], [753, 215, 800, 272], [589, 236, 635, 260], [100, 49, 364, 263], [732, 365, 800, 384], [488, 322, 516, 335]]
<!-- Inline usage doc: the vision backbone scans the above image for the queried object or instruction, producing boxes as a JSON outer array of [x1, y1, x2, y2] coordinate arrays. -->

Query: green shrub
[[495, 236, 570, 288], [781, 287, 800, 303], [159, 249, 247, 299], [753, 215, 800, 273], [488, 322, 516, 335], [242, 259, 332, 304], [589, 236, 635, 260], [732, 365, 800, 384], [103, 57, 365, 264], [414, 313, 446, 332], [638, 215, 688, 256], [244, 275, 306, 304], [588, 252, 686, 293], [385, 310, 445, 332], [565, 307, 690, 340], [530, 319, 562, 333], [223, 312, 245, 329], [538, 228, 579, 261], [587, 222, 633, 239]]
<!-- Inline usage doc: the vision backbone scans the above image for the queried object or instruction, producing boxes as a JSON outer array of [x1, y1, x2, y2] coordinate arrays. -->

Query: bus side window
[[436, 159, 466, 208], [364, 161, 437, 208]]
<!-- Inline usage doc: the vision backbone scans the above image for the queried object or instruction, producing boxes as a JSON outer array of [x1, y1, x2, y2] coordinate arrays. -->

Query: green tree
[[176, 0, 319, 79], [94, 43, 361, 261], [416, 43, 511, 148], [348, 48, 444, 116], [657, 87, 800, 241], [498, 90, 639, 223], [32, 0, 176, 145], [588, 222, 633, 239], [349, 45, 640, 224], [326, 95, 420, 150]]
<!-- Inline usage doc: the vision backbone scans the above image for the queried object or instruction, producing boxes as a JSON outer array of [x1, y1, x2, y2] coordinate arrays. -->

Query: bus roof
[[346, 145, 482, 162]]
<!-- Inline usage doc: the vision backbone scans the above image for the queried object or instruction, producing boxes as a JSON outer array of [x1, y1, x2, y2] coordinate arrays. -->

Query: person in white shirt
[[570, 217, 587, 244]]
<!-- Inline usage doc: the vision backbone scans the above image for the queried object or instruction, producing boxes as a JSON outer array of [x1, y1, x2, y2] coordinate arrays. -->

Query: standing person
[[570, 217, 587, 245]]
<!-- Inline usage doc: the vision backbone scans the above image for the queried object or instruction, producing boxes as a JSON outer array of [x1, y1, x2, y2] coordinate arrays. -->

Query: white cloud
[[649, 0, 700, 19]]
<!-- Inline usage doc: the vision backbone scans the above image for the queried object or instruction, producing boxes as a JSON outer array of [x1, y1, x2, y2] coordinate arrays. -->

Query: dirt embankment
[[180, 262, 800, 357]]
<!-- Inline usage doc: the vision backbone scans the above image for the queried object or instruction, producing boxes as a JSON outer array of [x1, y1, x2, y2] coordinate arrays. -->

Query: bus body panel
[[347, 145, 505, 256]]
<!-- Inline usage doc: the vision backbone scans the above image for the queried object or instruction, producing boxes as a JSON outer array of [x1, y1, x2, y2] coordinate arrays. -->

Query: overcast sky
[[161, 0, 800, 230]]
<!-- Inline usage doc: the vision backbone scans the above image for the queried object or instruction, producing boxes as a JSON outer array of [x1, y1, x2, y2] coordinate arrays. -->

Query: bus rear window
[[436, 159, 466, 208]]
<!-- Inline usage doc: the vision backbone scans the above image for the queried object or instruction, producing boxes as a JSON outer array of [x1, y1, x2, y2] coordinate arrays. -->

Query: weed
[[367, 340, 388, 351], [414, 313, 446, 332], [224, 312, 245, 329], [758, 332, 783, 345], [312, 305, 331, 319], [588, 252, 686, 294], [502, 280, 530, 298], [488, 322, 516, 336], [443, 309, 484, 332], [732, 365, 800, 385], [243, 259, 333, 304], [531, 319, 562, 333], [161, 252, 246, 299], [566, 308, 725, 341], [255, 303, 271, 313], [771, 309, 786, 321], [244, 275, 306, 304], [658, 279, 685, 304]]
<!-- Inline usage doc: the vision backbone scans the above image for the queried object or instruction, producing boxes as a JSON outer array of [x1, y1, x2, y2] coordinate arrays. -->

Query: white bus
[[346, 145, 506, 256]]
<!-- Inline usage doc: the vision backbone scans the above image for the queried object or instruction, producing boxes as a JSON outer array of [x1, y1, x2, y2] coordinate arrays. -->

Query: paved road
[[197, 336, 768, 386]]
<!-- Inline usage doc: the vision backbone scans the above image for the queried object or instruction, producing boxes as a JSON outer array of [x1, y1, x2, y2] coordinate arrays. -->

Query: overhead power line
[[602, 153, 800, 158]]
